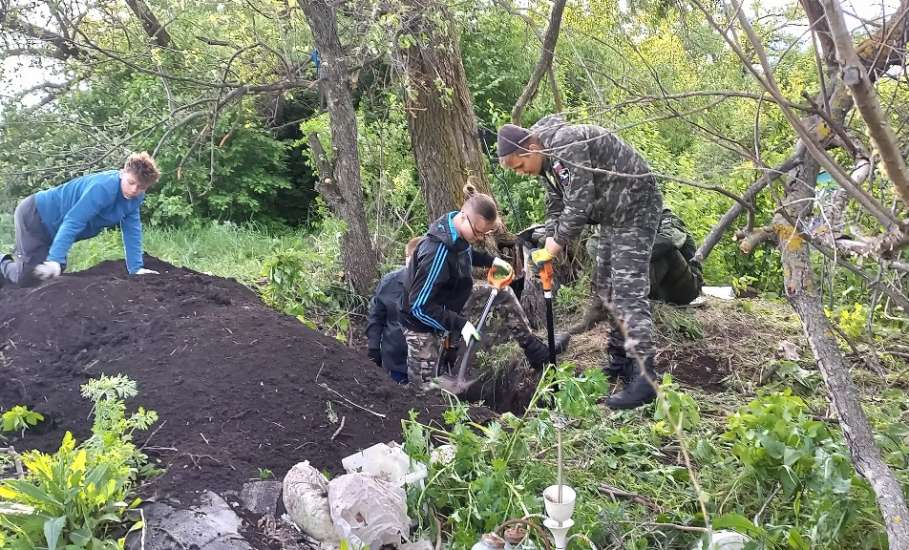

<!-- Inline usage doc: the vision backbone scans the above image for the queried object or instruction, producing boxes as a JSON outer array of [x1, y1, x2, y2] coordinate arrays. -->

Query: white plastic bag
[[282, 461, 339, 543], [341, 442, 427, 487], [327, 473, 410, 549]]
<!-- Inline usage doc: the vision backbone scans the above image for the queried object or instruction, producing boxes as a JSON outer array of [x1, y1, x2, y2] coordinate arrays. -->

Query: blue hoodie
[[35, 170, 145, 273]]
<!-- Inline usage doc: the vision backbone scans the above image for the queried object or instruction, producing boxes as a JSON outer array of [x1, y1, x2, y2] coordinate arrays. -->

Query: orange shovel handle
[[486, 265, 514, 289]]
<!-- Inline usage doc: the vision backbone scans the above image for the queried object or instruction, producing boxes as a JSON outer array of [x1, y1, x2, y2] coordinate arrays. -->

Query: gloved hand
[[33, 261, 62, 280], [544, 237, 563, 258], [530, 248, 553, 266], [367, 347, 382, 367], [492, 256, 513, 278], [134, 268, 160, 275], [461, 321, 481, 345]]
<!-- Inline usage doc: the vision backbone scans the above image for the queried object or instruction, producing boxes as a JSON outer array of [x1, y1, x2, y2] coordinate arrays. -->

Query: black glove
[[367, 348, 382, 367]]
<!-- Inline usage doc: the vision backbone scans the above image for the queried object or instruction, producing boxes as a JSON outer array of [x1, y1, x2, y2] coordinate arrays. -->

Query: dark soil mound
[[0, 257, 450, 500]]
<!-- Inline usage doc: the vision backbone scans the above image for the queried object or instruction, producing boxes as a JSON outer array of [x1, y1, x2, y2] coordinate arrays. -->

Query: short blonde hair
[[463, 192, 498, 224], [123, 152, 161, 187]]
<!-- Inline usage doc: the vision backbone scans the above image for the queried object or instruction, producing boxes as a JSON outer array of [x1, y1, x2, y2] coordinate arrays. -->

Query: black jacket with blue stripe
[[401, 212, 494, 334]]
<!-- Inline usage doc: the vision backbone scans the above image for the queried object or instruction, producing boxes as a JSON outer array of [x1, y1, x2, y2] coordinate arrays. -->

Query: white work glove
[[491, 256, 513, 277], [461, 321, 481, 345], [134, 268, 159, 275], [33, 261, 62, 280]]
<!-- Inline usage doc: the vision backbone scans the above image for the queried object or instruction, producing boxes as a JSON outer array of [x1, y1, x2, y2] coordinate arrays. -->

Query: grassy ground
[[455, 290, 909, 549], [3, 219, 908, 548]]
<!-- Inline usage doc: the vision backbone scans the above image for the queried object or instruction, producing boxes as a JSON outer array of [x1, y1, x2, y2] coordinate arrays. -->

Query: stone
[[126, 491, 253, 550], [239, 480, 282, 517]]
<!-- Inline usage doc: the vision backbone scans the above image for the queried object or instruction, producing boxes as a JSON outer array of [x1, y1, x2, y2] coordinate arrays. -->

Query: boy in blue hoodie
[[1, 152, 161, 287]]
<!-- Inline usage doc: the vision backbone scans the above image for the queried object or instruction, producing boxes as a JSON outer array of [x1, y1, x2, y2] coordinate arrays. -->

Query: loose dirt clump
[[0, 257, 449, 501]]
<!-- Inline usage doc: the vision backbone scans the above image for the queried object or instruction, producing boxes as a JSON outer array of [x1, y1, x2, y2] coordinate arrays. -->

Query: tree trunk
[[779, 154, 909, 548], [300, 0, 378, 296], [397, 2, 492, 221]]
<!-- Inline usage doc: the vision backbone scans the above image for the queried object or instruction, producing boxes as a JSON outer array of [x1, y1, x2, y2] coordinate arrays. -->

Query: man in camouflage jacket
[[497, 115, 662, 409]]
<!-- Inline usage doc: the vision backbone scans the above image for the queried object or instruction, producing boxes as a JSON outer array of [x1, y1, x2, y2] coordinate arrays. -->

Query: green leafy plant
[[402, 364, 608, 547], [259, 218, 360, 337], [652, 374, 700, 437], [1, 406, 44, 437], [257, 468, 274, 480], [723, 390, 859, 546], [0, 375, 157, 550], [831, 302, 868, 340]]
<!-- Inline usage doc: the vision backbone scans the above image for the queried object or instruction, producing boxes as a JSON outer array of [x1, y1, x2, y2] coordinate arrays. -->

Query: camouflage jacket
[[530, 115, 663, 246]]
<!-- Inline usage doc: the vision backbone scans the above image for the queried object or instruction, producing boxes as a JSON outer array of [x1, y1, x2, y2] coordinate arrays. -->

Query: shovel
[[435, 265, 514, 394], [531, 248, 558, 365]]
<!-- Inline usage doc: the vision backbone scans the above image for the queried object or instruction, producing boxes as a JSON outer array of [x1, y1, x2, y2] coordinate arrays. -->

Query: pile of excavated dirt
[[0, 257, 453, 501]]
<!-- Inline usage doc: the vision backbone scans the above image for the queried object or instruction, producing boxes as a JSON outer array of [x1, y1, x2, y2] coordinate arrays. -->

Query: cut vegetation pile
[[0, 257, 448, 500]]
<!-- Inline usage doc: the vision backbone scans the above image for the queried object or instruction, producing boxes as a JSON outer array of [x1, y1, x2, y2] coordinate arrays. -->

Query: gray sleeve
[[550, 130, 597, 247]]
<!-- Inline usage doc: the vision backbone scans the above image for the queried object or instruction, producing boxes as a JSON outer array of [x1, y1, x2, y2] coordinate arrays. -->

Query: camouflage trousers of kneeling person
[[404, 328, 442, 386], [404, 285, 536, 386]]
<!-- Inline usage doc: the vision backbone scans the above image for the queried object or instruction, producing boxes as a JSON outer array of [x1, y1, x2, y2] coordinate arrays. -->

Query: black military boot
[[521, 336, 552, 370], [602, 344, 631, 382], [606, 357, 658, 410]]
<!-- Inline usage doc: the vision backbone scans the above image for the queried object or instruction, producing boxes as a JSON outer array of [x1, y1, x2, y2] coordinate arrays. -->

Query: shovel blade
[[434, 374, 478, 395]]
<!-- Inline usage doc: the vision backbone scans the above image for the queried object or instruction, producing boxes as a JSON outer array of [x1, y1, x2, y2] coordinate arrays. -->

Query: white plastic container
[[543, 518, 574, 550], [542, 485, 576, 523], [691, 530, 752, 550]]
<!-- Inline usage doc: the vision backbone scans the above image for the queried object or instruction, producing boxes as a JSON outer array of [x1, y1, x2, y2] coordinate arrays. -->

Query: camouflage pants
[[464, 283, 535, 347], [404, 329, 441, 386], [595, 224, 657, 362]]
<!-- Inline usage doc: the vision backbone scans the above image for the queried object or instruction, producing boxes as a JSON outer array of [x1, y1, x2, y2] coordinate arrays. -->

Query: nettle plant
[[401, 364, 608, 548], [0, 374, 157, 550]]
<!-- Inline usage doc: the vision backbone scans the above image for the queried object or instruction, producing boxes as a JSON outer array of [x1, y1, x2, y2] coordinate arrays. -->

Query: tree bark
[[511, 0, 568, 125], [300, 0, 378, 296], [778, 154, 909, 548], [397, 1, 493, 221], [125, 0, 172, 48]]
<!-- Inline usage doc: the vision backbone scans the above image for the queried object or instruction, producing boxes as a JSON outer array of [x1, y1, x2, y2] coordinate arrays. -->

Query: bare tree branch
[[1, 14, 86, 59], [511, 0, 567, 125], [822, 0, 909, 208], [125, 0, 173, 48], [695, 155, 801, 262]]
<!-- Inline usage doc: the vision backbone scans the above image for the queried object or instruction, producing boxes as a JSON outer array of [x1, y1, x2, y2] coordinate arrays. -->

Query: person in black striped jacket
[[400, 193, 513, 388]]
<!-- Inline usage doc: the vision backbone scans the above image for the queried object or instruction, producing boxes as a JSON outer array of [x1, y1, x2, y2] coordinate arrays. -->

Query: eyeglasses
[[464, 212, 496, 239]]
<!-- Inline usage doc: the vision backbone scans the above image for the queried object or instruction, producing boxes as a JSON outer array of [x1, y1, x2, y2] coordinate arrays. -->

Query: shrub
[[0, 375, 157, 550]]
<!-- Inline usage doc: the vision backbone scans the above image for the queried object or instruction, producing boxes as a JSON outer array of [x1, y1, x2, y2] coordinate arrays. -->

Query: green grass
[[63, 221, 298, 283], [0, 207, 315, 285]]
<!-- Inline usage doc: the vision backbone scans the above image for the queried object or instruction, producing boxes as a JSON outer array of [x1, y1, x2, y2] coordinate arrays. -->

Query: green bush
[[0, 375, 157, 550], [723, 390, 875, 547], [259, 217, 361, 337]]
